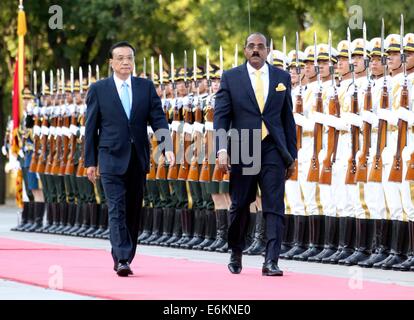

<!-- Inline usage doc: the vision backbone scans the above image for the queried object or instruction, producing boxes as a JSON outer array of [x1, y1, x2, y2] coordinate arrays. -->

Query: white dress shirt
[[113, 73, 133, 105], [246, 61, 270, 104], [218, 62, 270, 155]]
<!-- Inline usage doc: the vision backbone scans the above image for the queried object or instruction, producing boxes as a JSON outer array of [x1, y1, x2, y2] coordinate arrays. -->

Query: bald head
[[245, 32, 268, 47]]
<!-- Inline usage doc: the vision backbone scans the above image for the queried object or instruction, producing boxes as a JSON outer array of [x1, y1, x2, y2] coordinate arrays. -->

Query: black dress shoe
[[227, 250, 242, 274], [262, 261, 283, 276], [116, 262, 133, 277]]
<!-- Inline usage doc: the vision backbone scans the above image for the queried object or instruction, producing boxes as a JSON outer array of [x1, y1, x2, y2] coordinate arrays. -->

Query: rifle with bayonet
[[345, 27, 360, 185], [320, 30, 340, 185], [389, 14, 409, 183], [65, 67, 79, 176], [369, 18, 389, 183], [290, 32, 303, 181], [307, 32, 324, 182], [45, 70, 58, 175], [29, 70, 41, 173], [166, 53, 180, 181], [212, 46, 225, 183], [356, 23, 372, 182], [155, 55, 169, 180]]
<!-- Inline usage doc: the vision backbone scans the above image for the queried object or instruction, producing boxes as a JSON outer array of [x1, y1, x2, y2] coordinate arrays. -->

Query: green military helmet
[[174, 67, 187, 82], [65, 80, 72, 92], [194, 65, 205, 80], [43, 84, 50, 96], [208, 64, 221, 79], [162, 70, 170, 84], [73, 79, 81, 92], [22, 87, 34, 99], [152, 72, 160, 85]]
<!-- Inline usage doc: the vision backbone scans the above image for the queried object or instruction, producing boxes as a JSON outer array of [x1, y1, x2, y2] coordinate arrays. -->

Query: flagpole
[[17, 0, 27, 119]]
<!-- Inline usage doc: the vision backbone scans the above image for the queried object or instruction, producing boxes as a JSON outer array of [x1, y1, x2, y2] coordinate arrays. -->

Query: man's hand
[[218, 150, 230, 173], [87, 166, 97, 184], [285, 161, 296, 180], [165, 151, 175, 167]]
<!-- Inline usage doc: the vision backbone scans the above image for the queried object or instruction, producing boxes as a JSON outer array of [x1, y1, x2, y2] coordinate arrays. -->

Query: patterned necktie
[[255, 70, 267, 140], [121, 81, 131, 119]]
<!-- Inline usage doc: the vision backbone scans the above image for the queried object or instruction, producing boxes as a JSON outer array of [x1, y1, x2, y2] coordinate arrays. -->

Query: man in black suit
[[214, 33, 297, 276], [85, 41, 174, 277]]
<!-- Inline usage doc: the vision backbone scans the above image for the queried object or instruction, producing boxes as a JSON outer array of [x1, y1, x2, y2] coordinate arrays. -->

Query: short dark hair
[[245, 32, 269, 47], [109, 41, 136, 59]]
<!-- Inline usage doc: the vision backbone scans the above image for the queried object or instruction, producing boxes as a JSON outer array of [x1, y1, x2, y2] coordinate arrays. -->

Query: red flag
[[11, 59, 20, 156]]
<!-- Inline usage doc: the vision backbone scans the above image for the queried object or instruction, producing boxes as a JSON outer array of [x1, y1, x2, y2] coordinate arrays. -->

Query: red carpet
[[0, 237, 413, 300]]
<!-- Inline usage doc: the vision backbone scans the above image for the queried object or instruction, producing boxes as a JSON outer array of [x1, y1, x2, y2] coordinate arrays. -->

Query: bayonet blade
[[70, 66, 74, 93], [79, 67, 83, 94], [171, 53, 175, 83], [151, 56, 154, 82], [219, 46, 223, 76], [41, 70, 45, 96], [206, 48, 210, 80], [33, 70, 37, 96]]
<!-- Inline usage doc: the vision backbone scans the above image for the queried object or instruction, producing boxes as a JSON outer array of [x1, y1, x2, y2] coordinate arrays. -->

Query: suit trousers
[[228, 136, 286, 263], [101, 144, 145, 264]]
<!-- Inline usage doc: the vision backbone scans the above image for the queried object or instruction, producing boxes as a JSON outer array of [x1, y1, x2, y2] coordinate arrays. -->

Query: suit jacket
[[85, 75, 172, 175], [213, 62, 297, 168]]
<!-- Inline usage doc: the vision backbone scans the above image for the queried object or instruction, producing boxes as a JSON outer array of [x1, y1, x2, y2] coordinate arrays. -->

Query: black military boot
[[340, 219, 375, 266], [137, 207, 154, 243], [150, 208, 175, 245], [46, 203, 61, 234], [280, 215, 309, 260], [26, 202, 45, 232], [393, 220, 414, 271], [59, 203, 77, 235], [161, 208, 183, 247], [205, 209, 228, 252], [308, 216, 338, 262], [36, 203, 53, 233], [141, 207, 163, 244], [171, 209, 194, 248], [358, 219, 391, 268], [80, 203, 99, 237], [294, 215, 325, 261], [280, 214, 294, 254], [65, 204, 83, 235], [71, 203, 90, 236], [21, 202, 35, 231], [53, 202, 69, 234], [181, 209, 206, 249], [11, 202, 30, 231], [90, 203, 108, 238], [244, 211, 266, 255], [374, 220, 408, 270], [193, 209, 217, 250], [323, 216, 355, 264]]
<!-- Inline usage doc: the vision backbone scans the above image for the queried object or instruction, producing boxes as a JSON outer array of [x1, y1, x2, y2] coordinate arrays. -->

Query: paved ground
[[1, 202, 413, 299]]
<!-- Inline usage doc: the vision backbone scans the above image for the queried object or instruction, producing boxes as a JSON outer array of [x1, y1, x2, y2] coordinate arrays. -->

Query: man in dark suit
[[214, 33, 297, 276], [85, 41, 174, 277]]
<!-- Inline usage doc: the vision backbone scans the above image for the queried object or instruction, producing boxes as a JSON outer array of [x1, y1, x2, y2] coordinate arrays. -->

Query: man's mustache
[[251, 52, 260, 57]]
